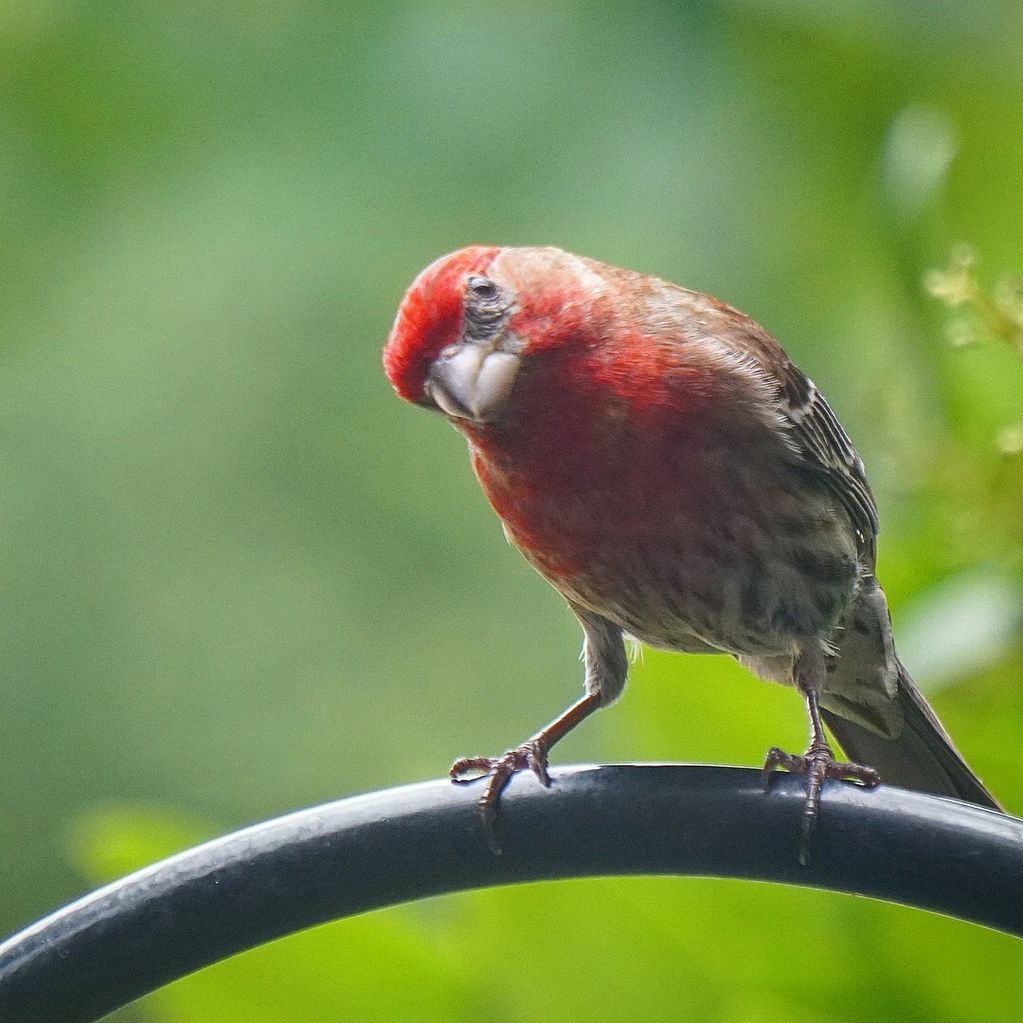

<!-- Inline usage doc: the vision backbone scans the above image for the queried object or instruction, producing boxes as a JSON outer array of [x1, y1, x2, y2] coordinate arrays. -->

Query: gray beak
[[425, 342, 521, 424]]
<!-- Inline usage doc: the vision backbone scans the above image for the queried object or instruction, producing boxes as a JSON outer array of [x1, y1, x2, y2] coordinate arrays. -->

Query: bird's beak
[[424, 342, 521, 424]]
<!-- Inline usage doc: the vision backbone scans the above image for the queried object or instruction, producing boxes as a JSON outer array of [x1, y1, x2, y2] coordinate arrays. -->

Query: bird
[[382, 244, 1000, 858]]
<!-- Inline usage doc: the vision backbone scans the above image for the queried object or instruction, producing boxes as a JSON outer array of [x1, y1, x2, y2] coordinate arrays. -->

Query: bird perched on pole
[[383, 245, 999, 859]]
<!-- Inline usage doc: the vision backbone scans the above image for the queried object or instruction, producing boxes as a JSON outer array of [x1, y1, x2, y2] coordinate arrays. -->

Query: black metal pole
[[1, 764, 1020, 1023]]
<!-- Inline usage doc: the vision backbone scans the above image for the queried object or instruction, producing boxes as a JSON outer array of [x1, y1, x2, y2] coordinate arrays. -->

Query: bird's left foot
[[763, 742, 880, 864]]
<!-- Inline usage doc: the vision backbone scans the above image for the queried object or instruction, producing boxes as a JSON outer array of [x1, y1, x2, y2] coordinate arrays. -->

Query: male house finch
[[383, 245, 999, 856]]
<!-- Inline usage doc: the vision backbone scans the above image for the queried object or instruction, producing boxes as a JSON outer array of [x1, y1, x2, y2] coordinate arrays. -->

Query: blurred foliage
[[926, 246, 1023, 459], [926, 246, 1023, 357], [2, 0, 1023, 1020]]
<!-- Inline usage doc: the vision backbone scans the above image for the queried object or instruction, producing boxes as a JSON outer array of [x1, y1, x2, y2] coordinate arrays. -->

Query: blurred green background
[[3, 1, 1023, 1020]]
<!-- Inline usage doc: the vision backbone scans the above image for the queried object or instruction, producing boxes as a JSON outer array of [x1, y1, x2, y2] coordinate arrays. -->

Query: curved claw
[[763, 742, 880, 865], [449, 741, 551, 854]]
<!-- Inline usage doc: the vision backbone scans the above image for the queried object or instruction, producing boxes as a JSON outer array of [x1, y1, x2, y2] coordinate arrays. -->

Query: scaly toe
[[763, 743, 881, 865], [762, 744, 880, 787], [449, 742, 552, 854], [450, 755, 501, 782]]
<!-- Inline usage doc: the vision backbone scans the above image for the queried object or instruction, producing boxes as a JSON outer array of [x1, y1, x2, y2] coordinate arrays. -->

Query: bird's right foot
[[450, 741, 551, 854]]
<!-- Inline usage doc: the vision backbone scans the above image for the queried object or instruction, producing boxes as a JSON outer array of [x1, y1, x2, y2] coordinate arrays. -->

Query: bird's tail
[[823, 659, 1001, 810]]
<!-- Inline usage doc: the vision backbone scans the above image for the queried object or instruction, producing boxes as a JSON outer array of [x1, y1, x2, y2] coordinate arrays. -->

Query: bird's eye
[[467, 275, 500, 301], [462, 273, 510, 342]]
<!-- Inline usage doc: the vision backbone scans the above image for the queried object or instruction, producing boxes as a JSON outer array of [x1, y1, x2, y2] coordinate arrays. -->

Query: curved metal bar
[[1, 765, 1020, 1023]]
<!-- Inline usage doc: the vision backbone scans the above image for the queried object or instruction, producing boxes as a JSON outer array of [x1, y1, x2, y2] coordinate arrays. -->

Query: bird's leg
[[763, 650, 880, 864], [451, 691, 602, 854], [453, 609, 625, 854]]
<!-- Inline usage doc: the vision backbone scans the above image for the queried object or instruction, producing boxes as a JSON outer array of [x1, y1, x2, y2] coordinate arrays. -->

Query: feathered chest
[[461, 384, 860, 657]]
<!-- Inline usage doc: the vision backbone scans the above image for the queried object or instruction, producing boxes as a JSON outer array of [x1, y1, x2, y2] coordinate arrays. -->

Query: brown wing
[[680, 289, 880, 558], [774, 355, 879, 559], [634, 276, 881, 557]]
